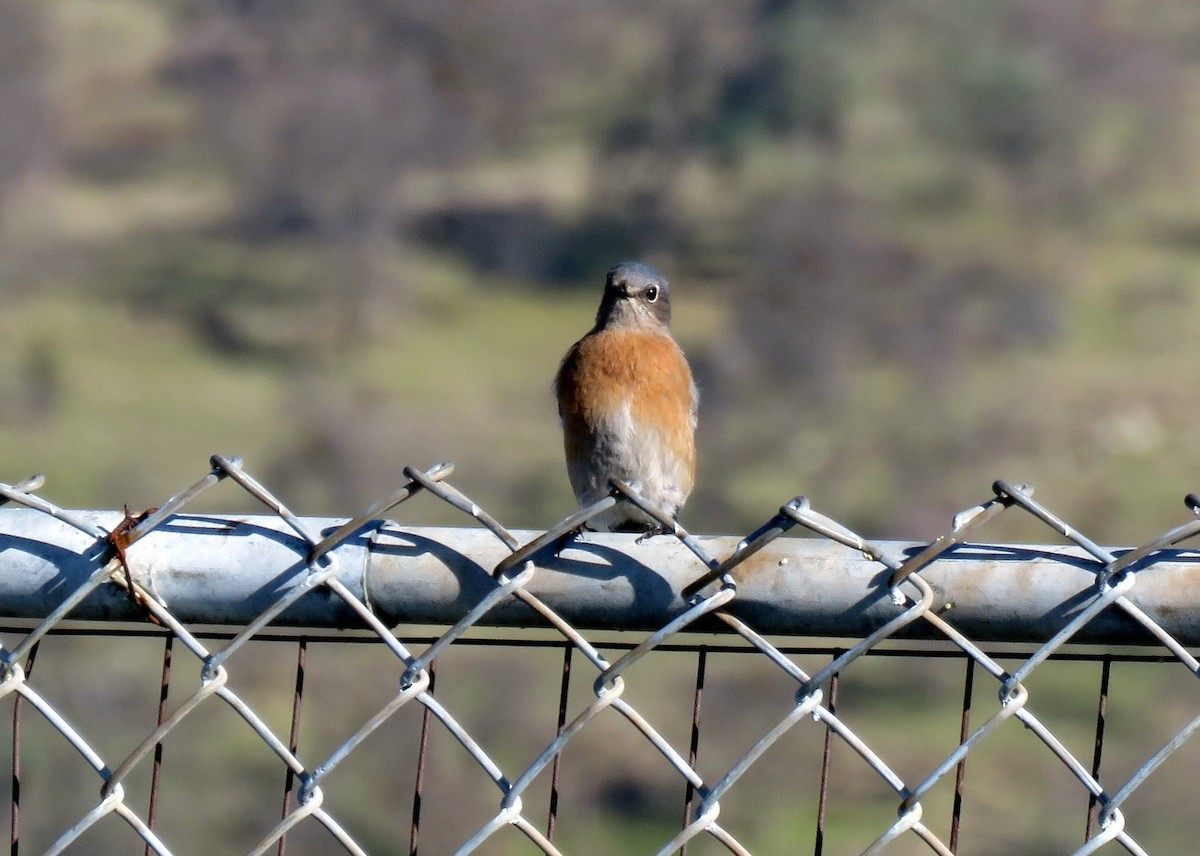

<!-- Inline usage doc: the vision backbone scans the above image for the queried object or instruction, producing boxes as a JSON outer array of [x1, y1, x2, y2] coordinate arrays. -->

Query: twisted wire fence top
[[1, 455, 1200, 855]]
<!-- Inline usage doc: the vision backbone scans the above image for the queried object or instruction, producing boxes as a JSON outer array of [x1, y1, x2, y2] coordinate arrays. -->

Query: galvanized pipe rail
[[1, 507, 1197, 643]]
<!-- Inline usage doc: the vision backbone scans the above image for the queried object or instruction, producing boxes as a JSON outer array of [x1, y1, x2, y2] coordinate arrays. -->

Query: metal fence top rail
[[2, 507, 1199, 644]]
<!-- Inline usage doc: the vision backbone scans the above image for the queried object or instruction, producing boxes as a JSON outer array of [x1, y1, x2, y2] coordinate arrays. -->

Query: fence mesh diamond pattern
[[2, 456, 1200, 854]]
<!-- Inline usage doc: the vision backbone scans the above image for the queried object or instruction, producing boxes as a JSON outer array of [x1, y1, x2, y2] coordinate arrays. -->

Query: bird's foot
[[635, 524, 673, 544]]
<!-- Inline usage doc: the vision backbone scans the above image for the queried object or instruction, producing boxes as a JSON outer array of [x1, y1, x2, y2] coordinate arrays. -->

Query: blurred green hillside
[[4, 3, 1200, 854], [3, 0, 1200, 545]]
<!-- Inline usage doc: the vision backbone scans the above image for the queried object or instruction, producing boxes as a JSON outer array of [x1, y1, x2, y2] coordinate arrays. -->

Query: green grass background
[[4, 1, 1200, 853]]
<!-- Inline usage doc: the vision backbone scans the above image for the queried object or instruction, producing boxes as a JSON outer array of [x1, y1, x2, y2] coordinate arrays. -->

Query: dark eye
[[644, 285, 659, 303]]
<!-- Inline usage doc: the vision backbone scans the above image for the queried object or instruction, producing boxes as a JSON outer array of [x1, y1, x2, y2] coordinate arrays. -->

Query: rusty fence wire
[[2, 457, 1200, 854]]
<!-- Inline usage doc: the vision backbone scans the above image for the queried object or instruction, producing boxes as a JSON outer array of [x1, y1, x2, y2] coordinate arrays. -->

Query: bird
[[554, 261, 697, 534]]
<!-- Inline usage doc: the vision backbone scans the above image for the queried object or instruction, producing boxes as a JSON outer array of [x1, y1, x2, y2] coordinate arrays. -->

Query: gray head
[[594, 261, 671, 331]]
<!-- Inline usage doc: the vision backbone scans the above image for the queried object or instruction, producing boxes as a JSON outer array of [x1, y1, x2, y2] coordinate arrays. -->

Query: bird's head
[[594, 261, 671, 332]]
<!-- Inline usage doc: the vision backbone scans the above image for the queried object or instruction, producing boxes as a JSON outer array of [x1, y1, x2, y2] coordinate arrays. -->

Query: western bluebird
[[554, 261, 698, 533]]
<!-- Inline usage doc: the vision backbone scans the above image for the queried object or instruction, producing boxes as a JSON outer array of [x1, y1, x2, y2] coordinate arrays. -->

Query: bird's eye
[[645, 285, 659, 303]]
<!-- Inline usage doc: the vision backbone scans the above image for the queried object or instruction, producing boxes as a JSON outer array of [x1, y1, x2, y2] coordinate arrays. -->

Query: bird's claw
[[635, 525, 672, 544]]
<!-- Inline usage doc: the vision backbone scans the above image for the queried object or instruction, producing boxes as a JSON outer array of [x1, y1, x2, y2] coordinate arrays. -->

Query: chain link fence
[[2, 457, 1200, 854]]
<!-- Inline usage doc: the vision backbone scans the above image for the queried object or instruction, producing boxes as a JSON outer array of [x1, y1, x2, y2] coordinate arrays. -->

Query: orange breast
[[556, 329, 696, 480]]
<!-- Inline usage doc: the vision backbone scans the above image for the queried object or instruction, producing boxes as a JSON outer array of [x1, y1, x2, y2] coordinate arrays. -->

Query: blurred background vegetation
[[3, 0, 1200, 853], [3, 0, 1200, 541]]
